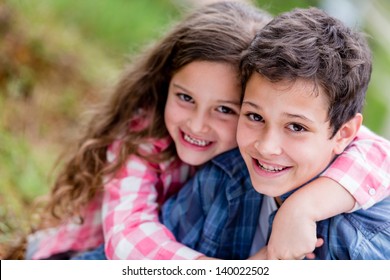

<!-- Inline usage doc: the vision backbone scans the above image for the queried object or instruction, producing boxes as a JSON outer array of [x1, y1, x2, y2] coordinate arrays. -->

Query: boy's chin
[[252, 183, 295, 198], [252, 186, 279, 197], [179, 154, 212, 167]]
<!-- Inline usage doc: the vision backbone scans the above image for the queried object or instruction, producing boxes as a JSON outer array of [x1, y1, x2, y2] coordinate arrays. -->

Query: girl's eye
[[177, 93, 194, 103], [217, 106, 236, 114], [287, 123, 307, 132], [245, 112, 263, 122]]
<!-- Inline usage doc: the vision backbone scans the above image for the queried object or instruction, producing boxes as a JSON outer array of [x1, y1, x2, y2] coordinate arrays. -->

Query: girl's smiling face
[[164, 61, 241, 166], [237, 73, 343, 197]]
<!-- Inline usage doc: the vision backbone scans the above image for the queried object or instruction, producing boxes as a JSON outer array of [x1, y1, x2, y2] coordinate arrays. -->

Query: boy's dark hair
[[241, 7, 372, 137]]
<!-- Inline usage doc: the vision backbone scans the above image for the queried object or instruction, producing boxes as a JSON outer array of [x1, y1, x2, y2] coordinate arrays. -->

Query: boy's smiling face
[[237, 73, 342, 197]]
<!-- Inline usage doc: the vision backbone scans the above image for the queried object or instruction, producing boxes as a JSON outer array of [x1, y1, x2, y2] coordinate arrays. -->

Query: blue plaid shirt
[[161, 148, 390, 260]]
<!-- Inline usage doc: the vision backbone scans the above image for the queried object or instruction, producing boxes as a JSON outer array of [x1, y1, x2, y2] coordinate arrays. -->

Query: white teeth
[[257, 161, 285, 172], [184, 134, 210, 147]]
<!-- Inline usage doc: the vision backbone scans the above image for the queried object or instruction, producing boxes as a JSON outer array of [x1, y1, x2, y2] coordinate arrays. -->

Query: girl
[[26, 1, 389, 260], [26, 1, 272, 260]]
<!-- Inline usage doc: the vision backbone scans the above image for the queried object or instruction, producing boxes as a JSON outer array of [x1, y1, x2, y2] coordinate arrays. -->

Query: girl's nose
[[187, 111, 210, 134]]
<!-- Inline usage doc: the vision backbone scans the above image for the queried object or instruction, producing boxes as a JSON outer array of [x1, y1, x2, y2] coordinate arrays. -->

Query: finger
[[305, 252, 316, 259], [265, 253, 279, 260], [315, 238, 324, 248]]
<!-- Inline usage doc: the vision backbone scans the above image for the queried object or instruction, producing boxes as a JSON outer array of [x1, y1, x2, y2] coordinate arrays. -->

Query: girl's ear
[[333, 113, 363, 155]]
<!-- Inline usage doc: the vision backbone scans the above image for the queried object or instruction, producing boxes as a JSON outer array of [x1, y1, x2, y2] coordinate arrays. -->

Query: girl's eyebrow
[[173, 83, 241, 105], [218, 99, 241, 106], [172, 83, 192, 94]]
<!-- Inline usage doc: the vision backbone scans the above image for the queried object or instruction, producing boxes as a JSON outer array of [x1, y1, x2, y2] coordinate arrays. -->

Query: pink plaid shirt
[[322, 126, 390, 210], [102, 139, 201, 259], [28, 137, 201, 260], [27, 126, 389, 260]]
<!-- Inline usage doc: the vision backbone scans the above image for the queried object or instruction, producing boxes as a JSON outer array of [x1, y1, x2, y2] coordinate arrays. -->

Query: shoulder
[[323, 197, 390, 259], [107, 137, 172, 162], [330, 197, 390, 236], [345, 197, 390, 229], [209, 148, 249, 179], [197, 148, 253, 196], [351, 126, 390, 160]]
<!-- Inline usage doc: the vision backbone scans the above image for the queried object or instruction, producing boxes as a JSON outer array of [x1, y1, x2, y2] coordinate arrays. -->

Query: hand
[[265, 177, 354, 259], [266, 199, 322, 260], [304, 238, 324, 260], [247, 246, 268, 260]]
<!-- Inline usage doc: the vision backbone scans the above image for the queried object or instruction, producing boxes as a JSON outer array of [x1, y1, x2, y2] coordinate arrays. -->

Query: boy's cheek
[[236, 120, 248, 145], [236, 125, 255, 148]]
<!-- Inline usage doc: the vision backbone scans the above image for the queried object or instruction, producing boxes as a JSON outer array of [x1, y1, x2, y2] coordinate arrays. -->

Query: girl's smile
[[180, 130, 213, 149], [165, 60, 241, 166]]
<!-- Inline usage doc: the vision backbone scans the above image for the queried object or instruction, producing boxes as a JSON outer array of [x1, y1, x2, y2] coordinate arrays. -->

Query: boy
[[162, 7, 390, 259]]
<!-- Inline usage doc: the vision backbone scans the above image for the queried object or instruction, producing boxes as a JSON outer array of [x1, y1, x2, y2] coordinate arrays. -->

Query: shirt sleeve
[[27, 195, 104, 259], [321, 126, 390, 210], [102, 152, 203, 260]]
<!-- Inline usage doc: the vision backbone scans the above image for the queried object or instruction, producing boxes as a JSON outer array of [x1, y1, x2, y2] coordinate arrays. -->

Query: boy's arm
[[266, 126, 390, 260]]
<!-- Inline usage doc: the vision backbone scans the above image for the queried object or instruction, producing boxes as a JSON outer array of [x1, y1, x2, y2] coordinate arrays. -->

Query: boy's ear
[[333, 113, 363, 155]]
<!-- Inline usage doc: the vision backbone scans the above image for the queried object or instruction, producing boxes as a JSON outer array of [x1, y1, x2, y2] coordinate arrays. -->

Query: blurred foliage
[[255, 0, 320, 13], [0, 0, 389, 258], [7, 0, 182, 61]]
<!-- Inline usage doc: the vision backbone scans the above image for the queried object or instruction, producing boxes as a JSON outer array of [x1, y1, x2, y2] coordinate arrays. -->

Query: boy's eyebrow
[[242, 100, 259, 108], [283, 113, 315, 123], [242, 101, 315, 123]]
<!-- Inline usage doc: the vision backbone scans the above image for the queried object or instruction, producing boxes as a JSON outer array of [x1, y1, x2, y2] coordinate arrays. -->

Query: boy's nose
[[254, 130, 282, 156]]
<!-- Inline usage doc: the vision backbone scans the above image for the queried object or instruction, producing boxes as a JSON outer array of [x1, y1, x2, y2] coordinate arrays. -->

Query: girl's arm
[[102, 143, 203, 260], [265, 126, 390, 260], [26, 196, 104, 259]]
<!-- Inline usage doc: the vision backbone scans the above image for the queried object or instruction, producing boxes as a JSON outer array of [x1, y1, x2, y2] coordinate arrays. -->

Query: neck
[[274, 196, 283, 207]]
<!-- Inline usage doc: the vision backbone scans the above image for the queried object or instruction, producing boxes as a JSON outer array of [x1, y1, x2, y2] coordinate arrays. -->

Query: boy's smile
[[237, 73, 343, 197]]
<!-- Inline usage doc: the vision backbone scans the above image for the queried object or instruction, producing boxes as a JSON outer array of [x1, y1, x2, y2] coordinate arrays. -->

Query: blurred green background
[[1, 0, 389, 255]]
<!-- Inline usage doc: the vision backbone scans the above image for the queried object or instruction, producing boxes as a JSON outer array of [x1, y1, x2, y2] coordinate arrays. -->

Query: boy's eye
[[177, 93, 194, 103], [217, 106, 235, 114], [245, 112, 263, 122], [287, 123, 306, 132]]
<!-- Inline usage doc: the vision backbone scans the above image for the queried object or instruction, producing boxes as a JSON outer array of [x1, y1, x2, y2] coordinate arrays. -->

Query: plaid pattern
[[314, 197, 390, 259], [322, 126, 390, 210], [161, 148, 264, 260], [102, 140, 200, 260], [163, 148, 390, 259], [28, 125, 389, 259], [26, 195, 104, 259], [28, 137, 201, 260]]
